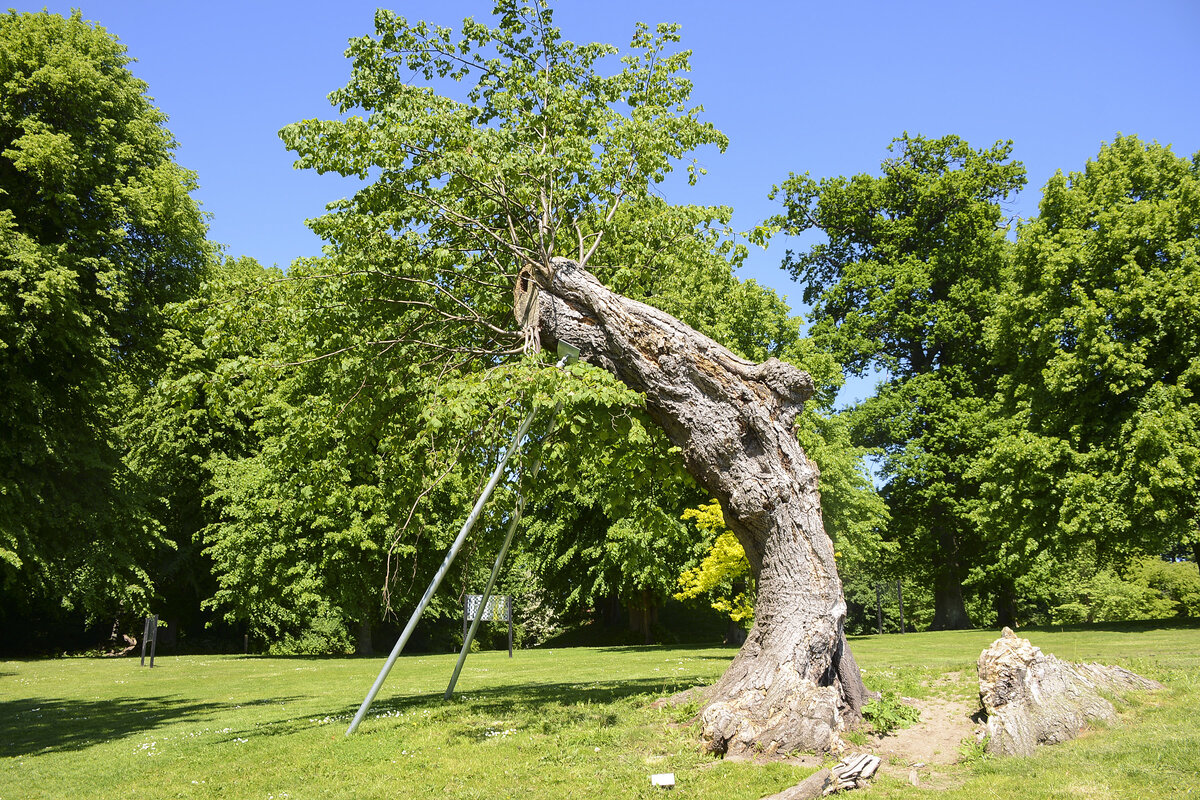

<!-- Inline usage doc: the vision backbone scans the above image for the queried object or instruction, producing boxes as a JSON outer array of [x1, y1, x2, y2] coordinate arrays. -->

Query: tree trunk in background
[[1193, 539, 1200, 578], [626, 590, 658, 644], [994, 581, 1018, 629], [600, 592, 623, 629], [726, 579, 749, 645], [522, 258, 866, 755], [354, 618, 374, 657], [931, 527, 972, 630]]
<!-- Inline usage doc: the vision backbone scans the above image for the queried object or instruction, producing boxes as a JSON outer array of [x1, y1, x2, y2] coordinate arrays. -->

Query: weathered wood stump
[[103, 633, 137, 657], [977, 627, 1163, 756]]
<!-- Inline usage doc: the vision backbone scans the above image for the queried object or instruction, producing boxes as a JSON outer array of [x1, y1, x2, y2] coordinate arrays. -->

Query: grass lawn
[[2, 622, 1198, 799]]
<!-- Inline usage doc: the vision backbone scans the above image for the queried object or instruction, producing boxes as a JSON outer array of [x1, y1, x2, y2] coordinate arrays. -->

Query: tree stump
[[976, 627, 1163, 756]]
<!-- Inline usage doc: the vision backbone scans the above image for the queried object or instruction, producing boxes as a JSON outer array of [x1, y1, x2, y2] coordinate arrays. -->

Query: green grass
[[2, 622, 1198, 799]]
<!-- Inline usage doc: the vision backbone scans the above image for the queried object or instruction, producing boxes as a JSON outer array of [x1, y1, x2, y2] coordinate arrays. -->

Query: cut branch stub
[[522, 258, 865, 755]]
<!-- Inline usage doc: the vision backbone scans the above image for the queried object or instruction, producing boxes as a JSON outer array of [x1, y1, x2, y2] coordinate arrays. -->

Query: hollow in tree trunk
[[520, 258, 866, 755]]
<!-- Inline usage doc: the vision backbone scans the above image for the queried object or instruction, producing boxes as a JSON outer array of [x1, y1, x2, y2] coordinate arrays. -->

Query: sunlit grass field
[[2, 622, 1198, 799]]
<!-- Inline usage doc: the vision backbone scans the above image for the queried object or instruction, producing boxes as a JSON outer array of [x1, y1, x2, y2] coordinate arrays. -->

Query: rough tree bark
[[977, 628, 1163, 756], [519, 258, 866, 755]]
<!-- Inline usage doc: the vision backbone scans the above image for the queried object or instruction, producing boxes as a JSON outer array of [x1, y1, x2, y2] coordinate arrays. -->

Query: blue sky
[[16, 1, 1200, 399]]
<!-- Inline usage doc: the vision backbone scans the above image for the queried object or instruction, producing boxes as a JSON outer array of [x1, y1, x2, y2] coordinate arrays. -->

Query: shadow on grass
[[845, 618, 1200, 643], [586, 644, 735, 658], [0, 695, 225, 756], [254, 676, 706, 740]]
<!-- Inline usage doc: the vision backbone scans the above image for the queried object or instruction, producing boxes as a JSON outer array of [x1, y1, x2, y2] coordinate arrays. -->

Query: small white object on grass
[[650, 773, 675, 789]]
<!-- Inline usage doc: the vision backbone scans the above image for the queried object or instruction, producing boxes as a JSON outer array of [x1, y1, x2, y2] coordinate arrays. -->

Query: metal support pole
[[445, 405, 559, 699], [897, 580, 905, 634], [345, 405, 538, 736], [445, 495, 525, 699], [507, 595, 513, 658]]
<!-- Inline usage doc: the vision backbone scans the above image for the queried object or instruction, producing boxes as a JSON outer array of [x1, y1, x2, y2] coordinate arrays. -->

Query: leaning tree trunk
[[518, 258, 866, 755]]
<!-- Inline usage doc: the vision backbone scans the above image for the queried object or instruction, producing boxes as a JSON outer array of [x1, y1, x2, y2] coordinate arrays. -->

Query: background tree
[[281, 0, 865, 754], [976, 135, 1200, 594], [0, 11, 209, 621], [769, 134, 1027, 629], [121, 255, 283, 647]]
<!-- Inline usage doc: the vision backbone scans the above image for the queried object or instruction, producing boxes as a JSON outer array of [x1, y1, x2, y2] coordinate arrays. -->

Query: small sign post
[[140, 615, 159, 667]]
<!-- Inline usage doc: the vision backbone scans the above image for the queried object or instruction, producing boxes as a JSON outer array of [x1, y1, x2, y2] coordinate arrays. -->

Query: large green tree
[[281, 0, 866, 754], [120, 255, 281, 644], [977, 135, 1200, 585], [0, 11, 209, 617], [769, 134, 1027, 628]]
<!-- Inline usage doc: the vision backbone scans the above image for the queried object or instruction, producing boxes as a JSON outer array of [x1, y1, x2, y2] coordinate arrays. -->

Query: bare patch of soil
[[662, 688, 985, 790], [862, 696, 983, 790], [868, 696, 980, 765]]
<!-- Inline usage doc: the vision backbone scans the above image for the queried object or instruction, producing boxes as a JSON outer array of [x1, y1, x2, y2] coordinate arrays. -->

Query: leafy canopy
[[977, 135, 1200, 566], [280, 0, 727, 366], [769, 133, 1026, 378]]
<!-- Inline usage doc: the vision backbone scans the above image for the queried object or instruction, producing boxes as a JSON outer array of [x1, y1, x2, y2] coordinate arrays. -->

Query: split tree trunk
[[520, 258, 866, 755]]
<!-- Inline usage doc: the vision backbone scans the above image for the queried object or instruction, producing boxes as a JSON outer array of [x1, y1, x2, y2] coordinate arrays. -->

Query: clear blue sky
[[16, 1, 1200, 398]]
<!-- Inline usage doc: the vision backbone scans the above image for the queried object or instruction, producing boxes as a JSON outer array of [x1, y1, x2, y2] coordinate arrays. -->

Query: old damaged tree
[[282, 1, 864, 754], [523, 259, 865, 752]]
